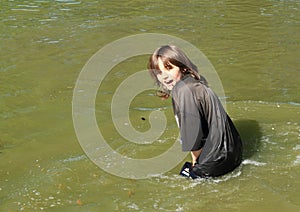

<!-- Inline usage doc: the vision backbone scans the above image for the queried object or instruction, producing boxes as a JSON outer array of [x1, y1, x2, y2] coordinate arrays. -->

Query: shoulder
[[172, 75, 207, 99]]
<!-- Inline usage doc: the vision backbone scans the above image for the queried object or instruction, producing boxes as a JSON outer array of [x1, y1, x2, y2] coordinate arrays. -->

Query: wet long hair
[[148, 45, 204, 98]]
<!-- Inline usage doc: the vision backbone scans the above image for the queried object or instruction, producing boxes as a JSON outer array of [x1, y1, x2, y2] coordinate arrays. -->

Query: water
[[1, 0, 300, 211]]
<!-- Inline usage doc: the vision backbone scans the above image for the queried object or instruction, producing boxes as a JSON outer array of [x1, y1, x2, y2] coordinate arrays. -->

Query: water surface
[[1, 0, 299, 211]]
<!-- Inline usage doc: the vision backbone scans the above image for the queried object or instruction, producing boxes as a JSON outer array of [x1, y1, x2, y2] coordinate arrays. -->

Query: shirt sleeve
[[172, 83, 207, 151]]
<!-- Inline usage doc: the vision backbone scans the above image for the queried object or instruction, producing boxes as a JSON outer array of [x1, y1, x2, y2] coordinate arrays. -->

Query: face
[[156, 57, 182, 90]]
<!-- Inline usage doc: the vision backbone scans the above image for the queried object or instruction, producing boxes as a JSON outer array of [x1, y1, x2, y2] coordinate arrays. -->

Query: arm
[[191, 148, 202, 166], [172, 81, 206, 152]]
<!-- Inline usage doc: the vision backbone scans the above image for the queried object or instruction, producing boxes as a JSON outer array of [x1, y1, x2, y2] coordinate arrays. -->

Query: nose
[[160, 70, 169, 79]]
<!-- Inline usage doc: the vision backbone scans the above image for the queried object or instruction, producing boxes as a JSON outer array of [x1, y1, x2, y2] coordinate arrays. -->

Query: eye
[[165, 63, 172, 70]]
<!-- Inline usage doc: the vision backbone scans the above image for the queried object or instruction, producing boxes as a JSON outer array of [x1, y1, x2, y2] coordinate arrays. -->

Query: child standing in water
[[148, 45, 242, 178]]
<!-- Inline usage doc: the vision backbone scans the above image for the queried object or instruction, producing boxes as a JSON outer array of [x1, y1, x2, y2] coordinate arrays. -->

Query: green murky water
[[1, 0, 300, 211]]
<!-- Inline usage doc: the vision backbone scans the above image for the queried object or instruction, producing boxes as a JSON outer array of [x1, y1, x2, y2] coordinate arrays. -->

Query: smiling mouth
[[165, 79, 173, 84]]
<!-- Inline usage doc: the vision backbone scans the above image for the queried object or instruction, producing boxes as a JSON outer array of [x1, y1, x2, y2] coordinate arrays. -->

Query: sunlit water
[[1, 0, 300, 211]]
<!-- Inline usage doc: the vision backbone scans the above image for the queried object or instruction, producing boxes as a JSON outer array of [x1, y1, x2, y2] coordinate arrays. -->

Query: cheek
[[172, 69, 182, 81], [157, 71, 172, 80], [156, 74, 163, 83]]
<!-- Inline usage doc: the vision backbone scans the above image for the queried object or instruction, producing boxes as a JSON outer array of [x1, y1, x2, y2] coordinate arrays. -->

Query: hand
[[191, 149, 202, 167], [191, 160, 198, 168]]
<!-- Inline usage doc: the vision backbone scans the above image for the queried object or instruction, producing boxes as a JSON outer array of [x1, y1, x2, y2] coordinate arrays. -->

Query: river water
[[1, 0, 300, 211]]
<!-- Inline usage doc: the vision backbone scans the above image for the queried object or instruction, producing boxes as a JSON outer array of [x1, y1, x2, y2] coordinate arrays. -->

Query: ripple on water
[[293, 144, 300, 151], [293, 156, 300, 166], [3, 155, 90, 211], [10, 3, 40, 12], [11, 8, 40, 12]]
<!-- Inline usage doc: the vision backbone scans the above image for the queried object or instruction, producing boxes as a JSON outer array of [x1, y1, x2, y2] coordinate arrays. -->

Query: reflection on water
[[1, 0, 300, 211]]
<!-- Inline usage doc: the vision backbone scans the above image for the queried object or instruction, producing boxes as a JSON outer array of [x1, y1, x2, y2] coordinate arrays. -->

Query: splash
[[242, 159, 266, 166], [292, 156, 300, 166]]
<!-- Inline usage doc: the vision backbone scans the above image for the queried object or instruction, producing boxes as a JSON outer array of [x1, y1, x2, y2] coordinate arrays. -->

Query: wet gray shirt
[[172, 75, 242, 177]]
